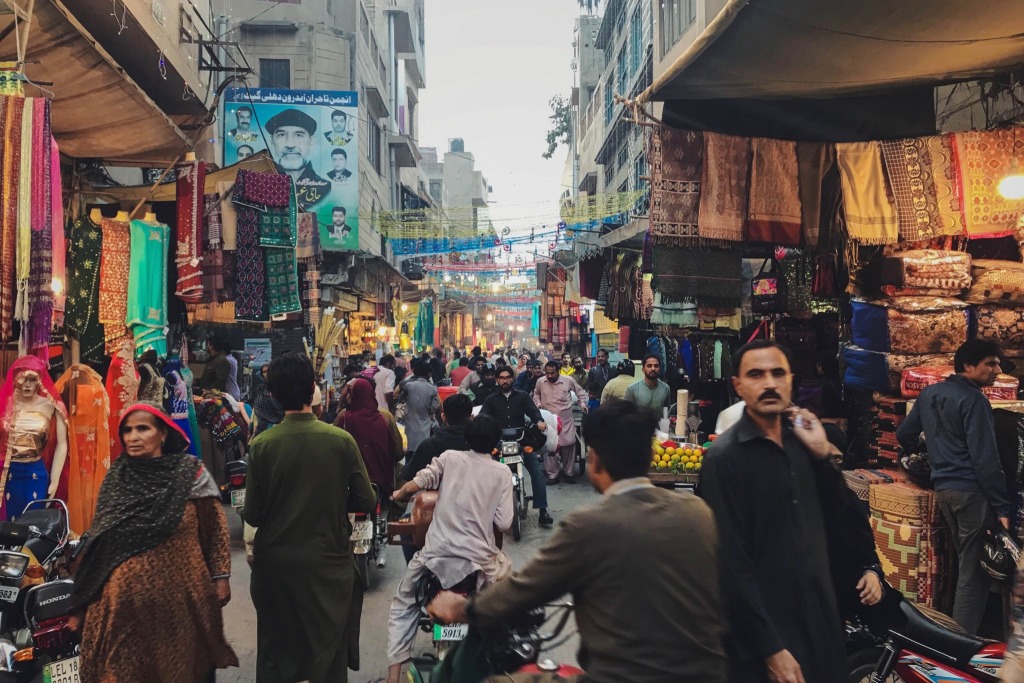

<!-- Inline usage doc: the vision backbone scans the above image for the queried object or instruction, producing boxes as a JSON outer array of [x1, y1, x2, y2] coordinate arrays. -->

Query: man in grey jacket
[[897, 338, 1012, 634]]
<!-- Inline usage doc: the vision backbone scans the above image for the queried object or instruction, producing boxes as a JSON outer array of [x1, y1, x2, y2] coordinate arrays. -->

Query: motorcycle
[[847, 599, 1004, 682], [496, 428, 531, 542], [223, 458, 248, 514], [351, 484, 388, 589]]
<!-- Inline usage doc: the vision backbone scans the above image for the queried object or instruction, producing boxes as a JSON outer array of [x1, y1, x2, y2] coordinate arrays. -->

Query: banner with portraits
[[223, 87, 359, 251]]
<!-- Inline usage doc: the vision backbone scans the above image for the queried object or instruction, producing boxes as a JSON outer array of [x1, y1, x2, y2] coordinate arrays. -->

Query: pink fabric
[[50, 140, 64, 315], [118, 403, 191, 448]]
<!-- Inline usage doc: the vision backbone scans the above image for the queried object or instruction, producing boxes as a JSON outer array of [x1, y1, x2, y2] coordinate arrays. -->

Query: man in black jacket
[[468, 364, 500, 406], [479, 367, 553, 527]]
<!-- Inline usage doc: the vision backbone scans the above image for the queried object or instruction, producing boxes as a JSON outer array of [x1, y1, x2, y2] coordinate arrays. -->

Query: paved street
[[218, 478, 598, 682]]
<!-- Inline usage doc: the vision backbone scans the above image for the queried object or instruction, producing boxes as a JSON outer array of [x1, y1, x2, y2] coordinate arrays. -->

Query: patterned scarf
[[26, 99, 52, 350], [203, 193, 222, 250], [234, 207, 268, 321], [235, 170, 291, 208], [746, 137, 802, 246], [649, 126, 702, 246], [697, 133, 751, 244], [175, 161, 206, 303], [0, 97, 19, 338], [65, 216, 105, 364], [952, 128, 1024, 238], [14, 98, 31, 323], [652, 247, 745, 307], [265, 248, 301, 316], [72, 450, 217, 608], [51, 140, 65, 315]]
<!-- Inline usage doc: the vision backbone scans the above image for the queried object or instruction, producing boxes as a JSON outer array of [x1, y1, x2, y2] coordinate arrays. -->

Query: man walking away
[[428, 400, 728, 682], [375, 354, 397, 412], [897, 339, 1013, 634], [623, 354, 671, 412], [396, 359, 440, 456], [480, 366, 553, 526], [601, 359, 636, 403], [698, 340, 847, 683], [245, 353, 376, 683], [533, 361, 587, 484], [429, 349, 446, 385]]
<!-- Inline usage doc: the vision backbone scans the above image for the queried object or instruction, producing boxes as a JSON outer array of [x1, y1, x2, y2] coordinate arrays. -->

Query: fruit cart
[[649, 439, 710, 491]]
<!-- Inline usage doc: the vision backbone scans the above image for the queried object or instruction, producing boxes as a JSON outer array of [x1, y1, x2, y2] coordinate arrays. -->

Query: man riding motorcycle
[[479, 366, 554, 527], [384, 415, 514, 683], [468, 364, 500, 407], [428, 401, 728, 682]]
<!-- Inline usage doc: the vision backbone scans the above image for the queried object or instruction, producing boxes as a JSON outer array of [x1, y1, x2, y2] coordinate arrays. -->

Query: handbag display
[[751, 259, 786, 314]]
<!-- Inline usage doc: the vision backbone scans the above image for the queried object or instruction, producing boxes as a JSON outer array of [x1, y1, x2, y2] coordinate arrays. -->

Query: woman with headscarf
[[334, 377, 403, 496], [251, 363, 284, 438], [71, 403, 238, 682], [0, 356, 69, 520]]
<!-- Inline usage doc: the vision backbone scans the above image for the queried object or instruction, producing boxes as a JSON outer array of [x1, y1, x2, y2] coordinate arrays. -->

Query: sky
[[418, 1, 585, 237]]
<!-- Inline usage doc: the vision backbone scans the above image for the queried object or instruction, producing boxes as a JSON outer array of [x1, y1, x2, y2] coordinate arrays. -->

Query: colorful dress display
[[54, 365, 111, 534], [126, 219, 169, 357]]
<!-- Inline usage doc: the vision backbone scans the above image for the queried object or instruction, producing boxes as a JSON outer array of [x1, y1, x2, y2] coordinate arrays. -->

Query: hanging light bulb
[[50, 278, 64, 296], [999, 158, 1024, 200], [400, 303, 409, 313]]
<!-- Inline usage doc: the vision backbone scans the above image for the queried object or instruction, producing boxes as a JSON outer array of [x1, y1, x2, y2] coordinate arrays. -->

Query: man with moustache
[[697, 340, 847, 683], [623, 354, 671, 412], [265, 109, 330, 210]]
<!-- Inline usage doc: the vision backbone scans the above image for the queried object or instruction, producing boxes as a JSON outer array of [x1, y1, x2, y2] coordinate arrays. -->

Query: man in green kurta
[[244, 353, 376, 683]]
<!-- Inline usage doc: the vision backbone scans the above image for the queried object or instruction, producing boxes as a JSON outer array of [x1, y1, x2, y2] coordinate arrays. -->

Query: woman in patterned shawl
[[71, 403, 238, 682]]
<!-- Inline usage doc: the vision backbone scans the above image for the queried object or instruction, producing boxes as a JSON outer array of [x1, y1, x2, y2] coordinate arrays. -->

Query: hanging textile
[[0, 97, 19, 339], [265, 248, 301, 316], [796, 142, 836, 249], [924, 134, 967, 237], [179, 364, 203, 461], [54, 365, 111, 535], [104, 341, 139, 461], [175, 160, 206, 302], [201, 248, 225, 305], [649, 126, 703, 246], [165, 370, 199, 457], [216, 180, 238, 250], [50, 142, 64, 318], [204, 193, 222, 250], [880, 138, 942, 241], [296, 212, 317, 260], [415, 298, 435, 348], [97, 218, 132, 353], [25, 99, 53, 351], [697, 132, 751, 244], [652, 247, 745, 308], [746, 138, 802, 246], [836, 141, 899, 245], [953, 129, 1024, 238], [126, 220, 170, 357], [234, 208, 268, 322], [14, 98, 31, 326], [65, 215, 105, 365]]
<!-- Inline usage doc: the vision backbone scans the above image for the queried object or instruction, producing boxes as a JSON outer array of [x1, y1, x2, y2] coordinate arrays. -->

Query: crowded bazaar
[[4, 0, 1024, 682]]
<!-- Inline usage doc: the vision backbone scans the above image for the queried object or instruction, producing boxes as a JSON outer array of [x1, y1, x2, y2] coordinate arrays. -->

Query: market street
[[219, 480, 596, 682]]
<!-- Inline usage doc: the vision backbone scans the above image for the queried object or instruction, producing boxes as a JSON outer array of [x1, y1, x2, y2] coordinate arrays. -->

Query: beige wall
[[123, 0, 212, 104]]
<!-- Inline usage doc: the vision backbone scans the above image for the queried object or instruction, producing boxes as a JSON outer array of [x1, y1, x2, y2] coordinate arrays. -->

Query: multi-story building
[[225, 0, 426, 260], [420, 139, 490, 228]]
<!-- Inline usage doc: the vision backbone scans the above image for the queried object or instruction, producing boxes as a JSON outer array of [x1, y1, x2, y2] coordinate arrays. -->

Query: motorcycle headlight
[[501, 443, 519, 455], [0, 552, 29, 579]]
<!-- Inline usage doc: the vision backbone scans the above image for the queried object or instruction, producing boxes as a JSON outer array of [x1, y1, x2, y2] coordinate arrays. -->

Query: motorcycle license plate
[[433, 623, 469, 641], [351, 520, 373, 542], [230, 489, 245, 508], [0, 585, 19, 603], [501, 455, 523, 465], [44, 656, 80, 683]]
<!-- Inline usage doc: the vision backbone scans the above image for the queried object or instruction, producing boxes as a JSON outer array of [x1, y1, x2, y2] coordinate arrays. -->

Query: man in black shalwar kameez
[[698, 341, 847, 683]]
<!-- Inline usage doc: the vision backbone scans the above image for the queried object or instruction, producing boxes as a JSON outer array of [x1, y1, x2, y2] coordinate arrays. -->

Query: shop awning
[[2, 0, 193, 163], [643, 0, 1024, 103]]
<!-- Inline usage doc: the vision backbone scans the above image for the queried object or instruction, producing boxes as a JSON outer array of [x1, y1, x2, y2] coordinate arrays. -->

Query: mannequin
[[89, 208, 103, 224], [114, 210, 129, 222], [184, 151, 197, 162], [0, 357, 68, 520], [143, 211, 159, 224]]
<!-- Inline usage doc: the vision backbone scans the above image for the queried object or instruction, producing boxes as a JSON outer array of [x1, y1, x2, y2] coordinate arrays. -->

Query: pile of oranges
[[650, 440, 706, 473]]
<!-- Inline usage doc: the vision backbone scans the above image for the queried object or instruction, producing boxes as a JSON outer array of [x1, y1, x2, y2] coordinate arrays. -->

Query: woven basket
[[844, 469, 908, 502], [870, 515, 952, 612], [869, 482, 940, 526]]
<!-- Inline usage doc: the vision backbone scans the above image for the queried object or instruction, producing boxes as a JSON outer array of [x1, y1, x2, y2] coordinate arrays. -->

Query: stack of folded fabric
[[852, 297, 969, 355], [842, 468, 908, 507], [868, 395, 911, 467], [869, 482, 953, 612], [880, 249, 972, 297], [843, 346, 954, 394]]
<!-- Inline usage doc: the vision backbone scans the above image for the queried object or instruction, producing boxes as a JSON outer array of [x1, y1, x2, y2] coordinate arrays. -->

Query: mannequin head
[[14, 370, 41, 401]]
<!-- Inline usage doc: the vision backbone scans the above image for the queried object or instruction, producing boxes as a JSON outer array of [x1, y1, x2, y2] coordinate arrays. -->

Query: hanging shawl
[[25, 99, 53, 351], [697, 132, 751, 244], [50, 140, 65, 316], [13, 98, 32, 327], [126, 220, 170, 357], [54, 365, 111, 535], [71, 403, 218, 608], [0, 356, 70, 517], [335, 378, 394, 492], [0, 97, 20, 339], [175, 160, 206, 302], [746, 137, 802, 246], [105, 341, 139, 464], [649, 126, 703, 246], [836, 142, 899, 245], [953, 128, 1024, 238], [652, 247, 745, 308], [234, 207, 268, 322]]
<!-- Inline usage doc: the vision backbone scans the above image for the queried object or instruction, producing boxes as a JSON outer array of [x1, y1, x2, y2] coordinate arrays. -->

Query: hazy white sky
[[418, 1, 584, 233]]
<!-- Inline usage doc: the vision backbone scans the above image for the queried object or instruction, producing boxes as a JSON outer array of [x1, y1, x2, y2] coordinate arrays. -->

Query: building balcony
[[384, 0, 425, 89], [389, 132, 421, 169]]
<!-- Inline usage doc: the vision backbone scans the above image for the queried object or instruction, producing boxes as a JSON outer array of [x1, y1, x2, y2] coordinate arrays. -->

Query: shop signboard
[[244, 338, 273, 368], [223, 87, 359, 252]]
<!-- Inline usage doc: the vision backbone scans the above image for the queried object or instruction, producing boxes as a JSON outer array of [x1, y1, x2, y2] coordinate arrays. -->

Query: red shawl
[[336, 378, 393, 492]]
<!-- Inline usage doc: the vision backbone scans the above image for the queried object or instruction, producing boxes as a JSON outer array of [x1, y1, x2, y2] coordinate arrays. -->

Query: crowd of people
[[58, 336, 1024, 682]]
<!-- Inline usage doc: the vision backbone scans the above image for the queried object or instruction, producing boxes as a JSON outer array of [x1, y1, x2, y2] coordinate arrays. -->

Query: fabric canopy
[[1, 0, 191, 163], [96, 152, 279, 203], [643, 0, 1024, 103]]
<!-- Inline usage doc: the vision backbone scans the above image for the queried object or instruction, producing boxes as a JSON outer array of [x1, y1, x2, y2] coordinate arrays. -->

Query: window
[[360, 5, 369, 43], [617, 143, 629, 178], [379, 56, 387, 87], [633, 153, 648, 190], [661, 0, 696, 54], [616, 45, 628, 99], [371, 33, 379, 60], [369, 121, 383, 175], [259, 58, 290, 89], [630, 4, 642, 74], [604, 74, 614, 125], [429, 179, 443, 205], [604, 163, 615, 190]]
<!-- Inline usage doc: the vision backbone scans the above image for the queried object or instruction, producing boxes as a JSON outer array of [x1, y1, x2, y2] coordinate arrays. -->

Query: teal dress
[[126, 220, 169, 357]]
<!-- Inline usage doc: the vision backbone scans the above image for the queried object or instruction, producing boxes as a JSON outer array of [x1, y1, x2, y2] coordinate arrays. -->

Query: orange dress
[[54, 365, 111, 534], [81, 499, 238, 682]]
